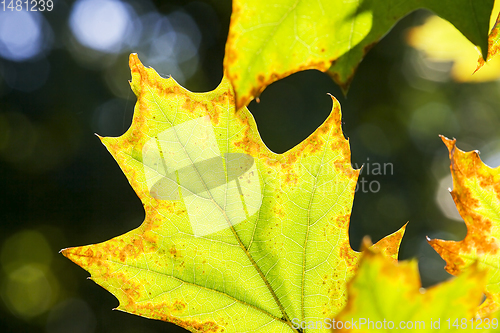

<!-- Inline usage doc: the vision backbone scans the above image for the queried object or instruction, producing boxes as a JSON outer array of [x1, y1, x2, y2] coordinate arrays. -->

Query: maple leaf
[[428, 136, 500, 317], [334, 242, 488, 332], [61, 54, 405, 332], [224, 0, 493, 108]]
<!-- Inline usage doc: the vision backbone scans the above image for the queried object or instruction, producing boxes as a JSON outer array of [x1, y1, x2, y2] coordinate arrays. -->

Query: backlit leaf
[[224, 0, 493, 108], [428, 136, 500, 317], [61, 54, 406, 332]]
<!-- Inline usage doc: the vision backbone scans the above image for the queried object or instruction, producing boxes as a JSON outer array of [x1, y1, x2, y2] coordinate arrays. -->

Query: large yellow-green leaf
[[224, 0, 494, 108], [429, 137, 500, 317], [334, 244, 488, 332], [61, 54, 405, 332]]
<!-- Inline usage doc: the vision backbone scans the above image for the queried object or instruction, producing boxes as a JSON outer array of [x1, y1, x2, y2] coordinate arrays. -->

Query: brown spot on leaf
[[182, 98, 208, 115], [339, 241, 359, 270], [169, 246, 181, 259], [333, 214, 349, 230], [115, 271, 142, 304], [233, 117, 261, 155]]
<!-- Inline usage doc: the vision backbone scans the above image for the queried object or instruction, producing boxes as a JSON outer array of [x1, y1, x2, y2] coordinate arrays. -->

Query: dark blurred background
[[1, 0, 499, 332]]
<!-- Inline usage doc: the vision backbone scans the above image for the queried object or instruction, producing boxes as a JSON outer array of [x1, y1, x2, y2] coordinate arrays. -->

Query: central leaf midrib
[[146, 85, 298, 331]]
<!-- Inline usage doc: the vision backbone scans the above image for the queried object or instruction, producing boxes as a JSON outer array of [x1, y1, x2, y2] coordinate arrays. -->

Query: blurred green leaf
[[335, 245, 488, 332], [224, 0, 494, 108]]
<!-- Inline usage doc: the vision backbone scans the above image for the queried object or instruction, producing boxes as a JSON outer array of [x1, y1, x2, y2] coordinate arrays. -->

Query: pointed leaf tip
[[371, 223, 407, 261], [128, 53, 141, 69]]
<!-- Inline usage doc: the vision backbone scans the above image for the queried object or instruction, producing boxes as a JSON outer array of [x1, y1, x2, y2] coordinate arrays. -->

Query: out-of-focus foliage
[[407, 0, 500, 82], [335, 245, 488, 333], [429, 137, 500, 317], [63, 54, 405, 332]]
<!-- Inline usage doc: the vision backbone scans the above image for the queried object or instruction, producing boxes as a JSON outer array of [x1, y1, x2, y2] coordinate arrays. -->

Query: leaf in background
[[61, 54, 406, 332], [407, 1, 500, 83], [477, 10, 500, 72], [224, 0, 493, 108], [428, 136, 500, 317], [334, 244, 488, 332]]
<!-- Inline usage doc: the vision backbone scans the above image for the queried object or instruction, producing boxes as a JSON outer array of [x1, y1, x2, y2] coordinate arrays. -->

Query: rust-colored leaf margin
[[428, 135, 500, 317]]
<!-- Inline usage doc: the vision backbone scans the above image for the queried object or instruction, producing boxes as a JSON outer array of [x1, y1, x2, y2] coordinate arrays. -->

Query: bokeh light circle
[[0, 11, 45, 61], [2, 265, 53, 318], [69, 0, 132, 53], [135, 10, 202, 84]]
